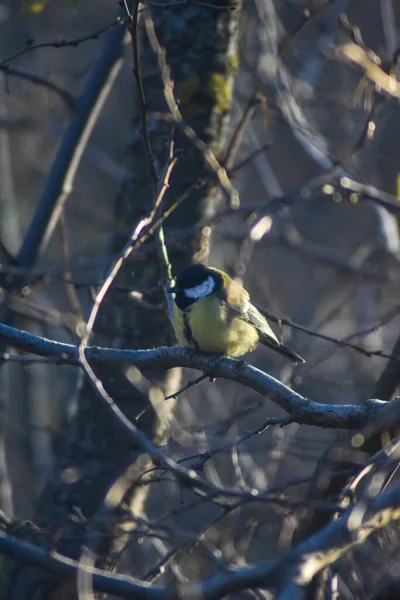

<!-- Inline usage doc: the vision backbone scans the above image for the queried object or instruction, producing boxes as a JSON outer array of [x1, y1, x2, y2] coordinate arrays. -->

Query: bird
[[168, 264, 305, 363]]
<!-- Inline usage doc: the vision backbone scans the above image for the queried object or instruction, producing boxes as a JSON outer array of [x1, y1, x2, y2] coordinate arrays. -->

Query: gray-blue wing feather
[[225, 299, 305, 363]]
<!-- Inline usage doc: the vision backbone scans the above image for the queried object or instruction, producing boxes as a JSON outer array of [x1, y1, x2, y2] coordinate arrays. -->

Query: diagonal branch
[[14, 12, 127, 270]]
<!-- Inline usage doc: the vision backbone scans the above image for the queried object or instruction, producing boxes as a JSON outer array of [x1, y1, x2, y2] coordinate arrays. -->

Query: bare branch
[[0, 66, 75, 107], [129, 1, 159, 201], [224, 93, 262, 171], [0, 18, 125, 68], [0, 322, 398, 430], [253, 303, 400, 364], [1, 471, 400, 600], [0, 529, 161, 600]]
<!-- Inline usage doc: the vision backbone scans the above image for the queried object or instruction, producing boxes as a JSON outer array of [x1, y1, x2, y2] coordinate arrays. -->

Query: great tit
[[169, 264, 305, 363]]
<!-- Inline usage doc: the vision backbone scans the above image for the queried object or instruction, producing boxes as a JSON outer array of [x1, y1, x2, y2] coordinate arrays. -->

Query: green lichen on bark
[[207, 52, 238, 112]]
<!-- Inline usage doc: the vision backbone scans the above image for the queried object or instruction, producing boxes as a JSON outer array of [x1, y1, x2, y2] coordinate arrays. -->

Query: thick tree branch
[[0, 529, 161, 600], [0, 322, 397, 431]]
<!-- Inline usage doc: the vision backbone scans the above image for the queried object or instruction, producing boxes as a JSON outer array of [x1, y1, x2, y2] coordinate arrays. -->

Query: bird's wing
[[221, 287, 280, 347], [239, 301, 281, 346], [229, 300, 305, 362], [221, 285, 305, 362]]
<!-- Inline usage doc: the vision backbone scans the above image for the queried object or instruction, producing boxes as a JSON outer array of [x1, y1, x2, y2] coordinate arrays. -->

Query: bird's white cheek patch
[[185, 276, 215, 299]]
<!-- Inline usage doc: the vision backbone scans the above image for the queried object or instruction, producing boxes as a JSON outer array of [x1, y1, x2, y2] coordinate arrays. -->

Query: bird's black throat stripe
[[183, 310, 199, 351]]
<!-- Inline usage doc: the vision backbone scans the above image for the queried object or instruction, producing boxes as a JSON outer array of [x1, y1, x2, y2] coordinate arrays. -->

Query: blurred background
[[1, 1, 400, 599]]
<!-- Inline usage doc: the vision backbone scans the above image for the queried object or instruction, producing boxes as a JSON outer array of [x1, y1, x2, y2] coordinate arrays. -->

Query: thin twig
[[224, 94, 262, 171], [339, 176, 400, 214], [155, 135, 176, 319], [0, 354, 68, 365], [59, 211, 84, 327], [0, 66, 75, 108], [129, 0, 159, 201], [79, 149, 177, 353], [128, 0, 175, 314], [0, 18, 125, 68], [278, 0, 340, 56], [165, 373, 207, 400], [254, 303, 400, 362], [179, 416, 293, 471], [228, 143, 271, 175], [339, 14, 370, 53]]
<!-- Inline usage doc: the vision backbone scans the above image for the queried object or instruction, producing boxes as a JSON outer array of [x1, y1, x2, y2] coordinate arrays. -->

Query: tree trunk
[[1, 4, 241, 599]]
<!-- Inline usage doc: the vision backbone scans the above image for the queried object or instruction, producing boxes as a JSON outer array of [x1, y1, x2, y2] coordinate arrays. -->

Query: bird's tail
[[260, 339, 305, 364]]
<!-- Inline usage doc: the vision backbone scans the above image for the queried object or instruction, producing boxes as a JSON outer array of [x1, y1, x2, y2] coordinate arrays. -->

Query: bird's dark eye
[[174, 291, 195, 310]]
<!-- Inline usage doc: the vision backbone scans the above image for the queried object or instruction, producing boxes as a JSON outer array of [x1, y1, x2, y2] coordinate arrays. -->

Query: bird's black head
[[170, 264, 223, 310]]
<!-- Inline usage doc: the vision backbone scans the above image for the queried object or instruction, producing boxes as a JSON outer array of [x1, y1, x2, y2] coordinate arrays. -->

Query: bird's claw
[[206, 353, 224, 382]]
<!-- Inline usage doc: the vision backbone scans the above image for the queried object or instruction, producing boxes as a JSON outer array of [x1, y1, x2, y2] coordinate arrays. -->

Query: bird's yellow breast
[[172, 296, 259, 357]]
